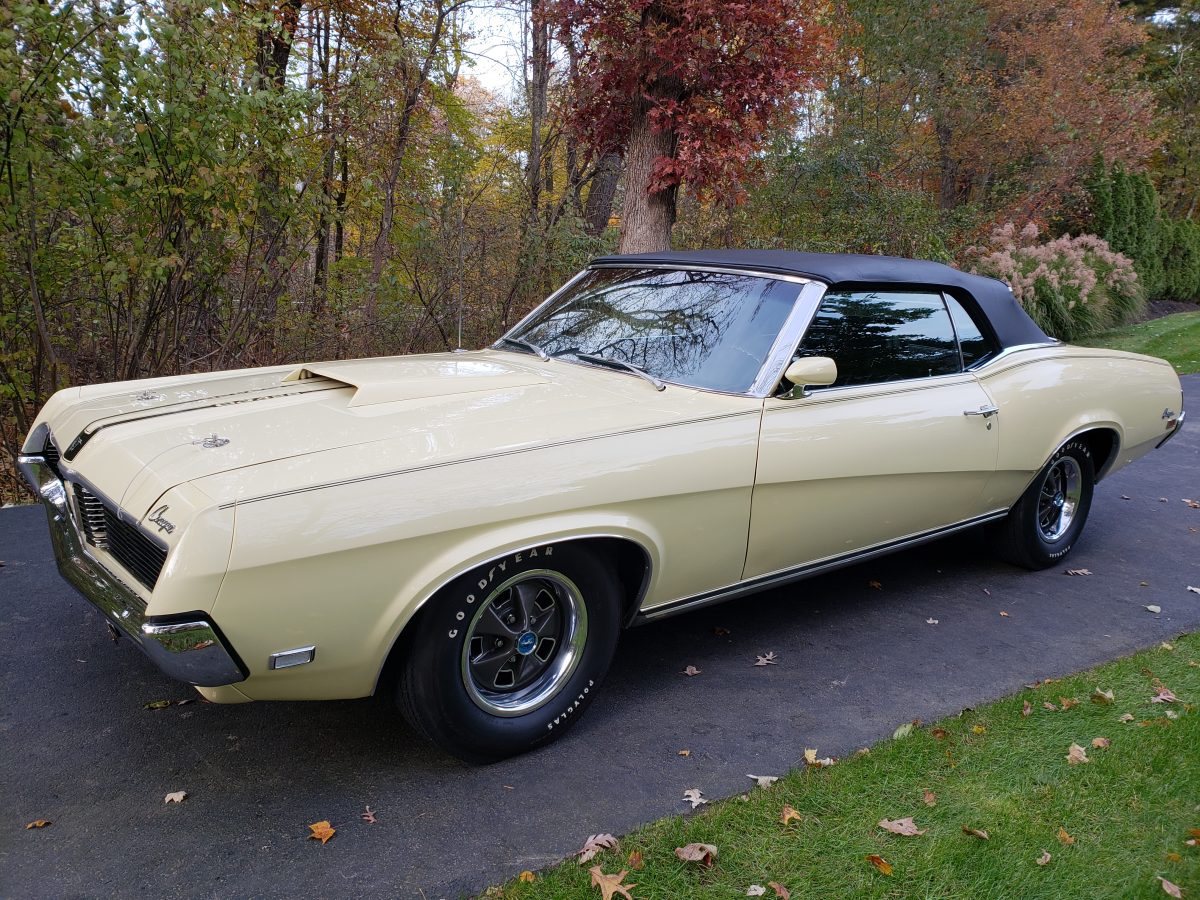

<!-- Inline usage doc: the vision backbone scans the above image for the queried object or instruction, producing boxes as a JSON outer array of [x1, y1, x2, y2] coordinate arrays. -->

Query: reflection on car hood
[[41, 351, 727, 516]]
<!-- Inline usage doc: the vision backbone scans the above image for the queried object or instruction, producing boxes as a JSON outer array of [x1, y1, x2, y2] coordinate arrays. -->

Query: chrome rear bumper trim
[[1157, 410, 1185, 449], [18, 454, 247, 686]]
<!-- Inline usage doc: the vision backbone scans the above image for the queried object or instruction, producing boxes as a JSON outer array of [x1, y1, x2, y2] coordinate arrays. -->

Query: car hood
[[38, 351, 727, 516]]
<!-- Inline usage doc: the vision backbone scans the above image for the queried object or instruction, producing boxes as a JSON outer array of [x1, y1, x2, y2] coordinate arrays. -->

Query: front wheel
[[987, 439, 1095, 570], [395, 544, 622, 762]]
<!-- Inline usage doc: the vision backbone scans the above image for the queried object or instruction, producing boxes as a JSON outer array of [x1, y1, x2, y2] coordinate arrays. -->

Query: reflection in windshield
[[505, 268, 800, 393]]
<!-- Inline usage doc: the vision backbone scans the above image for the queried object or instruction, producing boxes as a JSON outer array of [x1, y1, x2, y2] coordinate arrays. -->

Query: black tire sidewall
[[399, 543, 621, 762], [1020, 439, 1095, 566]]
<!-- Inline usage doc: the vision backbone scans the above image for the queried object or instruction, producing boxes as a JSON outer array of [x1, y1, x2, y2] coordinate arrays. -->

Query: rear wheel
[[396, 543, 621, 762], [987, 439, 1095, 570]]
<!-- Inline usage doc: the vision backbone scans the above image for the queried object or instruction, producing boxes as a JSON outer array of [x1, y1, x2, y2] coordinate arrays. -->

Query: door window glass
[[943, 293, 996, 368], [792, 290, 961, 388]]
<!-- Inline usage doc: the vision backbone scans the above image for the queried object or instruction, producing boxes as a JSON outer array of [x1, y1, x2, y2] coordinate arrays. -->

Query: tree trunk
[[527, 0, 549, 221], [936, 118, 958, 213], [584, 153, 622, 236], [619, 88, 681, 254], [313, 7, 332, 290]]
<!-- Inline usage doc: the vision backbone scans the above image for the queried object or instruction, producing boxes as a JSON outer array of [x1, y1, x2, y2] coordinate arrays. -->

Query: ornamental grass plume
[[967, 223, 1143, 341]]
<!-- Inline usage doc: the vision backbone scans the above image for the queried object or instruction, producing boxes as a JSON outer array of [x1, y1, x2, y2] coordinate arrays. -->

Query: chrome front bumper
[[17, 454, 247, 687]]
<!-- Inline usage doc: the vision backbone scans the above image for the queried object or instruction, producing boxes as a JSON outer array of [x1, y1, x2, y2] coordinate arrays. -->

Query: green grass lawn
[[494, 635, 1200, 899], [1076, 309, 1200, 375]]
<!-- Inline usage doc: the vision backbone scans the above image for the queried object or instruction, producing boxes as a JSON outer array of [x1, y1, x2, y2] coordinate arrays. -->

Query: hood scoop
[[283, 356, 548, 408]]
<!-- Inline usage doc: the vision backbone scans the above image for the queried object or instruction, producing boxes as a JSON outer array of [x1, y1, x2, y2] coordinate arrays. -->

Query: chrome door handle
[[964, 405, 999, 418]]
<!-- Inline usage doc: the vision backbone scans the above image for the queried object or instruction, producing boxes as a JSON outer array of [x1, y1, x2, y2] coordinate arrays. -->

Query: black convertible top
[[591, 249, 1050, 350]]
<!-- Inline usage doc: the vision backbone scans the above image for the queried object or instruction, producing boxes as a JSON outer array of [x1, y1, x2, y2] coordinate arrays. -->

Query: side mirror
[[782, 357, 837, 398]]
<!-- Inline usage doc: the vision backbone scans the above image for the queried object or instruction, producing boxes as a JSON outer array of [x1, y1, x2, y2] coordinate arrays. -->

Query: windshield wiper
[[496, 336, 549, 360], [575, 353, 666, 391]]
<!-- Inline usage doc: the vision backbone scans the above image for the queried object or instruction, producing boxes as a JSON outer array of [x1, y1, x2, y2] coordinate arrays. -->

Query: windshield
[[503, 268, 802, 393]]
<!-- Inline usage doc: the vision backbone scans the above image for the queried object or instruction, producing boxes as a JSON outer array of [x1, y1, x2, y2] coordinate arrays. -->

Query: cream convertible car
[[19, 251, 1186, 761]]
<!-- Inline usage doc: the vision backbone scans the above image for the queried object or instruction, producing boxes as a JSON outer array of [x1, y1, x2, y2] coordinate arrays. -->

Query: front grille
[[42, 437, 62, 480], [72, 483, 167, 591]]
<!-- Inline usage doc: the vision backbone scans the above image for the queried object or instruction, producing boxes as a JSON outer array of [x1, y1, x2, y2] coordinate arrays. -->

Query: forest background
[[2, 0, 1200, 501]]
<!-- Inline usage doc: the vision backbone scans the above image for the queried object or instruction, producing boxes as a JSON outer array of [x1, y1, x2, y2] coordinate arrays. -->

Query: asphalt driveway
[[3, 374, 1198, 900]]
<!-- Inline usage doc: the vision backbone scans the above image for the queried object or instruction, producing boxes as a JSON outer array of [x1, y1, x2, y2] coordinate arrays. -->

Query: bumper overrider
[[17, 454, 247, 687]]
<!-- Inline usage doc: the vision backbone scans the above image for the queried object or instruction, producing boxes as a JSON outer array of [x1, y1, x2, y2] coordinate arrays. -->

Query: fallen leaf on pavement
[[926, 618, 938, 625], [1023, 700, 1032, 717], [813, 757, 837, 767], [1186, 499, 1200, 508], [682, 665, 701, 676], [1045, 701, 1059, 710], [747, 887, 767, 897], [781, 805, 801, 825], [308, 821, 335, 844], [893, 723, 914, 739], [576, 834, 618, 864], [714, 627, 730, 635], [519, 871, 535, 883], [1065, 568, 1092, 576], [1189, 586, 1200, 595], [143, 700, 171, 710], [1092, 737, 1111, 749], [164, 791, 187, 804], [983, 588, 991, 595], [26, 820, 51, 829], [804, 749, 818, 764], [1161, 498, 1169, 502], [682, 789, 708, 809], [1119, 713, 1135, 722], [678, 749, 690, 756], [768, 881, 790, 899], [1146, 605, 1162, 613], [865, 855, 893, 875], [1058, 827, 1075, 845], [674, 843, 717, 866], [361, 806, 377, 824], [589, 866, 635, 900], [1037, 849, 1052, 865], [1159, 875, 1183, 898], [1000, 611, 1010, 617], [962, 825, 989, 839], [1060, 697, 1080, 709], [753, 652, 778, 666], [879, 817, 926, 836], [627, 850, 643, 870], [1122, 495, 1131, 500], [869, 581, 881, 589], [1092, 688, 1114, 705], [855, 747, 870, 756], [747, 774, 779, 788], [1067, 743, 1089, 764]]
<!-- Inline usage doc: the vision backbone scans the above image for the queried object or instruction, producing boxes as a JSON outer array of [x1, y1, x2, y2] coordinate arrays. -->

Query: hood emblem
[[147, 505, 175, 533], [195, 433, 230, 449]]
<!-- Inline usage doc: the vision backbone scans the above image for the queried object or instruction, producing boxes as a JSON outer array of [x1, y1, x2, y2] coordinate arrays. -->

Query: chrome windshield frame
[[494, 263, 828, 399]]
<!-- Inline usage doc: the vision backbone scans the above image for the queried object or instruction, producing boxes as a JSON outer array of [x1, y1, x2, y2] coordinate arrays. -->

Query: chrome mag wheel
[[461, 570, 588, 716], [1037, 456, 1082, 541]]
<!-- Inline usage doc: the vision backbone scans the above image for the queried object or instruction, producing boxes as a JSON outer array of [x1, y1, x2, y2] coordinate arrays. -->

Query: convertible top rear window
[[504, 268, 801, 393]]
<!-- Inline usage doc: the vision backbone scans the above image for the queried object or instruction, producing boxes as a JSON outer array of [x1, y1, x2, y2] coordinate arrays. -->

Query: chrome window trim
[[967, 341, 1061, 372], [749, 280, 828, 397]]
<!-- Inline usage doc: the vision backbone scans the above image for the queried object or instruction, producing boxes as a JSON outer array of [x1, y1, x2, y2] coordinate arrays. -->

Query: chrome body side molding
[[632, 510, 1009, 625]]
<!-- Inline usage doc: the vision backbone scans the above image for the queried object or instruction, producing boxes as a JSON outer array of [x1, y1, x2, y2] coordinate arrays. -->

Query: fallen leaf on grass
[[627, 849, 643, 869], [1065, 568, 1093, 576], [962, 825, 989, 840], [813, 757, 837, 768], [893, 723, 914, 739], [682, 665, 701, 676], [1162, 643, 1175, 651], [747, 887, 767, 897], [588, 866, 635, 900], [973, 725, 987, 734], [1092, 737, 1111, 749], [361, 806, 377, 824], [26, 820, 51, 829], [519, 871, 535, 883], [926, 618, 939, 625], [1159, 875, 1183, 898], [931, 727, 948, 740], [869, 581, 881, 589], [1037, 849, 1052, 865], [1151, 686, 1179, 703], [143, 700, 171, 710], [855, 747, 870, 756], [1067, 744, 1090, 764], [1023, 700, 1032, 717], [1120, 713, 1136, 722], [880, 817, 926, 836], [747, 774, 779, 788], [1146, 605, 1162, 614], [1045, 702, 1059, 710], [1000, 611, 1010, 617], [865, 854, 893, 875], [682, 789, 708, 809], [1092, 688, 1115, 705], [781, 805, 801, 825], [753, 652, 778, 666], [768, 882, 790, 899], [674, 843, 717, 866], [164, 791, 186, 804], [308, 821, 335, 844], [576, 834, 618, 864], [1058, 827, 1075, 845], [1167, 853, 1182, 863], [1060, 697, 1080, 709]]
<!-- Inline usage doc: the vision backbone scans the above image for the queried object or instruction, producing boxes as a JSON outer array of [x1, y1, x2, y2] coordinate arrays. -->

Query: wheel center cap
[[1053, 492, 1064, 507], [516, 632, 537, 656]]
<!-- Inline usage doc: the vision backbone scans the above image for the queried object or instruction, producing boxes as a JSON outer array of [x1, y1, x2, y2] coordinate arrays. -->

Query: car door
[[743, 287, 1000, 579]]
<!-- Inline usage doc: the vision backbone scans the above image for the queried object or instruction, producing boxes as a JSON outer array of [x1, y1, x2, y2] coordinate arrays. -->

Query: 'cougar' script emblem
[[147, 506, 175, 533]]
